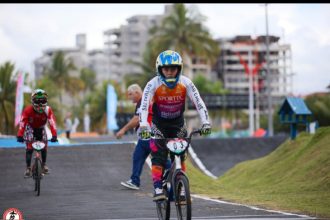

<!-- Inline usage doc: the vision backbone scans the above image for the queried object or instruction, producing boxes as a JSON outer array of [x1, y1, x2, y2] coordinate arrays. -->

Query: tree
[[86, 80, 124, 133], [125, 46, 156, 88], [305, 93, 330, 127], [148, 4, 220, 71], [193, 73, 228, 95], [0, 61, 17, 134], [35, 75, 63, 126], [80, 68, 97, 92], [127, 4, 220, 89], [43, 51, 76, 103]]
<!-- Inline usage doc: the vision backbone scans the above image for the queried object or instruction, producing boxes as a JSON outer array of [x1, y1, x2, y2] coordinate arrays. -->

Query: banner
[[14, 72, 26, 126], [106, 84, 119, 133]]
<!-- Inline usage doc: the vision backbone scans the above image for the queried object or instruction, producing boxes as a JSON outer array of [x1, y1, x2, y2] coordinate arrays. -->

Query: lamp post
[[265, 3, 274, 137]]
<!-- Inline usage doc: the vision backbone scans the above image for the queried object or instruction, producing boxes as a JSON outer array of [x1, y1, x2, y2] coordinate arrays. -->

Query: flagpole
[[248, 49, 254, 136], [265, 3, 274, 136]]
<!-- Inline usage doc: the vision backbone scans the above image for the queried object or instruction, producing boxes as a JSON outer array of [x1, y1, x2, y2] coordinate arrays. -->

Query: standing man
[[64, 112, 72, 139], [116, 84, 152, 190]]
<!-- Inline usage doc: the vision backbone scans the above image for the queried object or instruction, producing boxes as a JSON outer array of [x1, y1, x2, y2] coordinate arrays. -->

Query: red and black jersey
[[17, 105, 57, 137]]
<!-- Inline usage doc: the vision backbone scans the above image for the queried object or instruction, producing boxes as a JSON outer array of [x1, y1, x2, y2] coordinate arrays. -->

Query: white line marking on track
[[192, 194, 316, 219]]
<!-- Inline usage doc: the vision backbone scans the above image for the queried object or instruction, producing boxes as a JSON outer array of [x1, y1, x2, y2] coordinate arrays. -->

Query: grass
[[186, 126, 330, 219]]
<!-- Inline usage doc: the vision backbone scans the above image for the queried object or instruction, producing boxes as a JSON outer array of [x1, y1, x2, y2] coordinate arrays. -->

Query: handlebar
[[149, 128, 202, 142], [19, 139, 55, 143], [188, 129, 202, 139]]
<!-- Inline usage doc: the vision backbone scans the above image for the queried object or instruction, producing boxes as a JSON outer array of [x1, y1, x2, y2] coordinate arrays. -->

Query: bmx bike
[[29, 140, 47, 196], [155, 129, 202, 220]]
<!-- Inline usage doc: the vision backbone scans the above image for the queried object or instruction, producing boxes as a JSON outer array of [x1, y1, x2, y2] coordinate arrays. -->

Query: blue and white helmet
[[156, 50, 183, 89]]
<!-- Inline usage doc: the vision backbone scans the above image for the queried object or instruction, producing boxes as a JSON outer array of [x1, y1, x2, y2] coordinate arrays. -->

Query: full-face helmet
[[31, 89, 48, 113], [156, 50, 183, 89]]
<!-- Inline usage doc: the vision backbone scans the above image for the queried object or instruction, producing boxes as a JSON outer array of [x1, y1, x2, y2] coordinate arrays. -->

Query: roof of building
[[278, 97, 312, 115]]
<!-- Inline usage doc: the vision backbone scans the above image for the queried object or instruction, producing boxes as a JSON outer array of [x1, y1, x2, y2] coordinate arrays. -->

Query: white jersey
[[139, 75, 210, 128]]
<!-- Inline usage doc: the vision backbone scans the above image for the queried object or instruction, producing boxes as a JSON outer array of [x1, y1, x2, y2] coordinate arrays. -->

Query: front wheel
[[174, 174, 191, 220], [155, 186, 170, 220], [33, 158, 42, 196]]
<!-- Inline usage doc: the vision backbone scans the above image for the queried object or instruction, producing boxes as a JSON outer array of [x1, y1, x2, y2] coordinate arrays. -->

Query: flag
[[14, 72, 26, 126], [106, 84, 119, 132]]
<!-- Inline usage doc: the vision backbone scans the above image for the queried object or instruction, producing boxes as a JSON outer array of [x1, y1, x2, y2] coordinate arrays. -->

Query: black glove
[[17, 136, 24, 143], [50, 136, 58, 142]]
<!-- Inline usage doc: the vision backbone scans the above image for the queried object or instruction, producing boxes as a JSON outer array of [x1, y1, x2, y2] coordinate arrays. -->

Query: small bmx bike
[[155, 129, 202, 220], [30, 140, 46, 196]]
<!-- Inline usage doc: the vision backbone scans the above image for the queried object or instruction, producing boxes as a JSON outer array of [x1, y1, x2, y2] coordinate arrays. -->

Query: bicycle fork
[[33, 152, 43, 178], [172, 156, 187, 200]]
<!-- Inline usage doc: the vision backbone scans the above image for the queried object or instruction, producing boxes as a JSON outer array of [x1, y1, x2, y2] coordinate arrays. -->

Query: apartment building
[[103, 4, 212, 82], [34, 34, 110, 83], [103, 14, 163, 81], [214, 35, 293, 107]]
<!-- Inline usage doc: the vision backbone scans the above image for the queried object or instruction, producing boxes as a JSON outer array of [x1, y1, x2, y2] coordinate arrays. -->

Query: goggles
[[34, 99, 47, 104]]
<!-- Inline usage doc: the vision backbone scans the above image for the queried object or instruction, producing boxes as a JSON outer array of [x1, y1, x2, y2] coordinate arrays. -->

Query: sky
[[1, 3, 329, 96]]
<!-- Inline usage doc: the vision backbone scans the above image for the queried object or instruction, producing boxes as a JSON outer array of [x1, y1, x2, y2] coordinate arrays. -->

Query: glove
[[139, 127, 151, 140], [201, 123, 211, 136], [17, 136, 24, 143], [50, 136, 58, 142]]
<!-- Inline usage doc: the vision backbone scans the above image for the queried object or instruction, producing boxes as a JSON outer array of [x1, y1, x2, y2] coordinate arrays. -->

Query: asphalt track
[[0, 139, 316, 220]]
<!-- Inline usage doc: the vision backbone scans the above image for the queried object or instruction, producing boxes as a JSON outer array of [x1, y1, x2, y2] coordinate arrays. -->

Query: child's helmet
[[156, 50, 183, 89], [31, 89, 48, 113]]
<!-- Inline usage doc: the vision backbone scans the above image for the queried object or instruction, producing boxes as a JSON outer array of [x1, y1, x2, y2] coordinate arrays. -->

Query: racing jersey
[[139, 75, 209, 128], [17, 105, 57, 137]]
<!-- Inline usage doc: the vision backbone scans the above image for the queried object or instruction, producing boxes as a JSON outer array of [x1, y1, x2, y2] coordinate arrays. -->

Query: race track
[[0, 140, 315, 220]]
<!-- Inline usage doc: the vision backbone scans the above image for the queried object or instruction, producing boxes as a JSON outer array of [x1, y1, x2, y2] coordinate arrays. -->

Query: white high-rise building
[[103, 14, 163, 81]]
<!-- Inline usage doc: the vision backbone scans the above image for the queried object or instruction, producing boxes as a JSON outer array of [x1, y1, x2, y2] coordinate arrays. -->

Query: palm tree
[[35, 75, 63, 126], [0, 61, 17, 134], [80, 68, 97, 92], [193, 73, 228, 95], [125, 46, 156, 88], [43, 51, 76, 103], [148, 3, 220, 76]]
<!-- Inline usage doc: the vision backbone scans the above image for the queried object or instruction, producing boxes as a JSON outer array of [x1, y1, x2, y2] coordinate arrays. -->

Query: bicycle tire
[[155, 186, 170, 220], [34, 158, 42, 196], [174, 174, 191, 220]]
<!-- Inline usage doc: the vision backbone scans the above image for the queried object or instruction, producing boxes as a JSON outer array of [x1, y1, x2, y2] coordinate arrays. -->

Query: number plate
[[32, 141, 45, 150], [166, 138, 188, 154]]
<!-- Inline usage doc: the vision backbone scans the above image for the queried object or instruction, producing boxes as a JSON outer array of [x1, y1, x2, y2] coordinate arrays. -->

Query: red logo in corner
[[2, 208, 23, 220]]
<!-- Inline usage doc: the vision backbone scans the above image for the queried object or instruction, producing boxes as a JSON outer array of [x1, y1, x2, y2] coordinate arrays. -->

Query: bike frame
[[26, 139, 47, 196]]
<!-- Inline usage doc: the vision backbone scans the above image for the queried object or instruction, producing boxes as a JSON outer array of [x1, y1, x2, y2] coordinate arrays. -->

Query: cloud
[[0, 3, 329, 95]]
